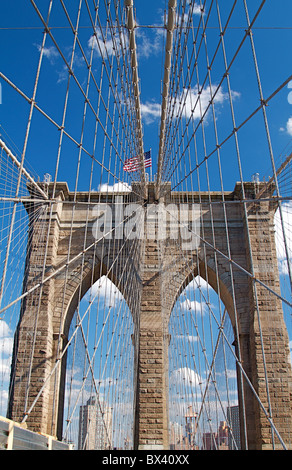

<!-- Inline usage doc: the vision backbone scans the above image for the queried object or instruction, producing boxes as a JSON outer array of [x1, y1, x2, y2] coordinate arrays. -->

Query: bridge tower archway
[[8, 183, 142, 442], [156, 182, 292, 450]]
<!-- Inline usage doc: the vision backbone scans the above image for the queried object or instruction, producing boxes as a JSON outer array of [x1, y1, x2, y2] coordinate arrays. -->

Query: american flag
[[123, 151, 152, 172]]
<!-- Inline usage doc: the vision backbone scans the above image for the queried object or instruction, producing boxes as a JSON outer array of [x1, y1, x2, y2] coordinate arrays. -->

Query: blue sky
[[0, 0, 292, 192]]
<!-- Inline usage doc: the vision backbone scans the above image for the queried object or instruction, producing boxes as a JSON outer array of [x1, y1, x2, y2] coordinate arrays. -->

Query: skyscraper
[[78, 396, 112, 450]]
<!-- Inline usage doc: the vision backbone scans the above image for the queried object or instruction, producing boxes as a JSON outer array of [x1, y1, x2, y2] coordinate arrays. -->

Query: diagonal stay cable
[[167, 217, 287, 449], [163, 204, 292, 308], [171, 72, 292, 192]]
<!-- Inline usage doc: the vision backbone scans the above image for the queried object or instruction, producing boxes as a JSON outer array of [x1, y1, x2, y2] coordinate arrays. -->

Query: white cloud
[[36, 44, 85, 84], [286, 117, 292, 136], [88, 30, 127, 58], [280, 116, 292, 136], [141, 101, 161, 124], [0, 388, 9, 411], [0, 320, 11, 338], [175, 334, 198, 343], [186, 276, 209, 292], [0, 320, 13, 358], [56, 65, 68, 84], [216, 368, 237, 381], [180, 298, 208, 315], [193, 3, 203, 15], [0, 337, 13, 359], [274, 202, 292, 275], [170, 367, 203, 388], [132, 2, 203, 61], [0, 355, 12, 376], [177, 2, 204, 26], [141, 85, 239, 125], [0, 320, 13, 412], [36, 44, 59, 62], [172, 84, 239, 121], [85, 275, 123, 306], [136, 26, 165, 60], [88, 32, 113, 57]]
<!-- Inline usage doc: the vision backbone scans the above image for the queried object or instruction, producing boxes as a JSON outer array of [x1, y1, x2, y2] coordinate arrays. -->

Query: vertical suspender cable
[[124, 0, 147, 199], [155, 0, 177, 201]]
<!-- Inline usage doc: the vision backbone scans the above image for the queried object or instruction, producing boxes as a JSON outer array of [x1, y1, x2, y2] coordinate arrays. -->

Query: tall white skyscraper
[[78, 396, 112, 450]]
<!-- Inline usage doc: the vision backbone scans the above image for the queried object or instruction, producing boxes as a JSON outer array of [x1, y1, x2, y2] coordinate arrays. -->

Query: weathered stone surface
[[8, 182, 292, 450]]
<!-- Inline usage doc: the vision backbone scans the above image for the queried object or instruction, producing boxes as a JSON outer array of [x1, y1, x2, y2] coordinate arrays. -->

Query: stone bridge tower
[[8, 181, 292, 450]]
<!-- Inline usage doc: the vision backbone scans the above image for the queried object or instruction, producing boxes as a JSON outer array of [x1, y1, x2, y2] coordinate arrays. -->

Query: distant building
[[78, 396, 112, 450], [169, 406, 198, 450], [185, 405, 197, 449], [217, 421, 229, 450], [202, 422, 229, 450], [170, 421, 184, 449], [227, 405, 241, 450], [202, 431, 217, 450]]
